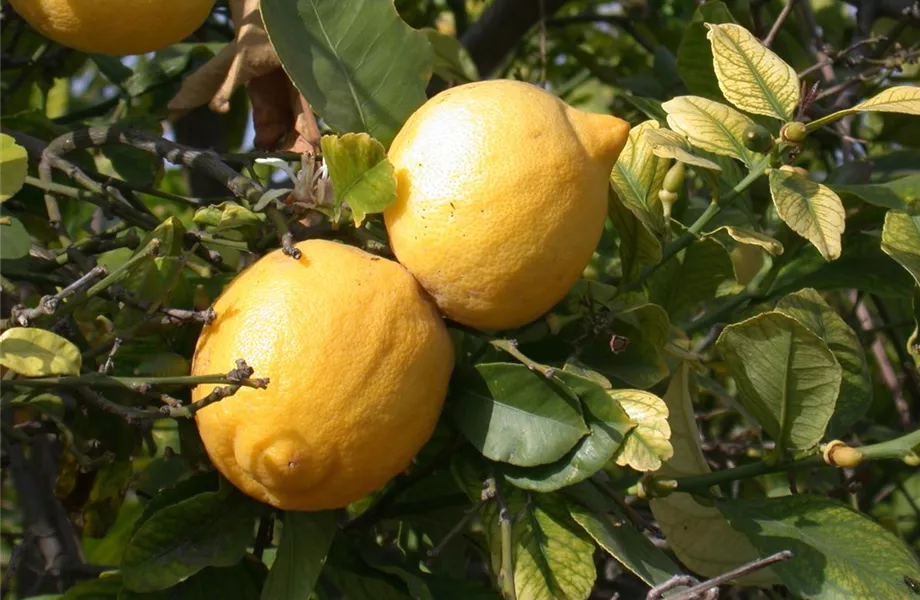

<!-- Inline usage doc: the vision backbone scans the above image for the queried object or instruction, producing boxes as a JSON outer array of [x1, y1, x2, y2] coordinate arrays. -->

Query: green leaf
[[449, 363, 589, 467], [611, 390, 673, 472], [121, 560, 267, 600], [676, 1, 736, 101], [260, 511, 336, 600], [662, 95, 763, 168], [0, 327, 82, 377], [769, 168, 846, 261], [775, 288, 872, 437], [649, 238, 737, 322], [0, 212, 31, 260], [610, 120, 670, 238], [832, 173, 920, 213], [568, 494, 682, 588], [0, 133, 28, 202], [138, 216, 186, 257], [706, 225, 784, 255], [576, 303, 671, 390], [608, 191, 662, 284], [719, 494, 920, 600], [503, 372, 634, 492], [261, 0, 434, 146], [480, 489, 596, 600], [706, 23, 800, 120], [320, 133, 398, 225], [193, 202, 264, 232], [424, 29, 479, 83], [910, 287, 920, 370], [61, 574, 122, 599], [881, 210, 920, 286], [644, 128, 723, 171], [649, 361, 779, 586], [716, 312, 842, 450], [83, 460, 133, 538], [121, 483, 259, 592]]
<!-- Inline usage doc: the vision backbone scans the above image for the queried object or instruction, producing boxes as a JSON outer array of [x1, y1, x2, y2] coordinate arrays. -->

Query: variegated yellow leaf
[[610, 389, 672, 472], [706, 225, 784, 255], [644, 128, 722, 171], [661, 95, 761, 167], [808, 86, 920, 132], [881, 210, 920, 286], [610, 120, 669, 237], [706, 23, 800, 121], [769, 168, 846, 261]]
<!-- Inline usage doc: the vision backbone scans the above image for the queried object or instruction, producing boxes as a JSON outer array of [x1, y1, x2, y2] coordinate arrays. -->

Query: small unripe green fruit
[[742, 124, 775, 153], [662, 161, 686, 194], [780, 121, 808, 144]]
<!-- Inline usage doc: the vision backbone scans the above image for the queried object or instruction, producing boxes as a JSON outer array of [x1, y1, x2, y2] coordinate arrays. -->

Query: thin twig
[[652, 551, 794, 600], [763, 0, 797, 48]]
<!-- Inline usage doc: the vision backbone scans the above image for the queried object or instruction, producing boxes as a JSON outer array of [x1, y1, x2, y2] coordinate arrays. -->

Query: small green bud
[[822, 440, 865, 468], [658, 189, 678, 220], [742, 124, 775, 153], [662, 161, 686, 194], [780, 121, 808, 144], [779, 164, 809, 178]]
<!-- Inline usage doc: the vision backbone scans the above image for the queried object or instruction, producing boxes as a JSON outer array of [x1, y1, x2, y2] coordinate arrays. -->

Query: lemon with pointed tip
[[384, 80, 631, 331], [190, 240, 454, 511], [9, 0, 215, 56]]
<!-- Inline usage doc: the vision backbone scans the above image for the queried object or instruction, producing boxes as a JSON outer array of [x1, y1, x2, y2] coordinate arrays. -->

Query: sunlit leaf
[[320, 133, 397, 225], [648, 361, 779, 586], [706, 225, 784, 255], [261, 0, 434, 146], [0, 327, 82, 377], [0, 212, 31, 260], [610, 120, 670, 237], [881, 210, 920, 286], [610, 390, 672, 472], [644, 128, 722, 171], [706, 23, 800, 120], [769, 168, 846, 261], [776, 288, 871, 437], [662, 95, 762, 167], [0, 133, 28, 202], [809, 86, 920, 132], [720, 495, 920, 600], [716, 312, 842, 450]]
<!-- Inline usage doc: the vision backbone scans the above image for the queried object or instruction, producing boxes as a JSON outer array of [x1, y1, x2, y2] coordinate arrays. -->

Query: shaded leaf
[[610, 120, 669, 237], [261, 511, 336, 600], [706, 225, 784, 255], [0, 327, 82, 377], [832, 173, 920, 213], [503, 372, 633, 492], [425, 29, 479, 83], [644, 128, 722, 171], [881, 210, 920, 285], [0, 133, 28, 202], [261, 0, 434, 146], [608, 192, 662, 284], [776, 288, 872, 437], [716, 312, 842, 450], [719, 494, 920, 600], [662, 95, 762, 167], [649, 238, 737, 322], [649, 361, 779, 586], [769, 168, 846, 261], [611, 390, 672, 472], [449, 363, 589, 467], [706, 23, 800, 120], [676, 1, 736, 101], [320, 133, 397, 225], [121, 559, 267, 600]]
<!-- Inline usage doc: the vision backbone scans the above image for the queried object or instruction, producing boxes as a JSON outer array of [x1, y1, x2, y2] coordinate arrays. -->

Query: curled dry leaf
[[167, 0, 319, 152]]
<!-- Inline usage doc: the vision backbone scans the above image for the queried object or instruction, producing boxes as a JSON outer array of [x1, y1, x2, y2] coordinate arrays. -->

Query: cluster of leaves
[[2, 1, 920, 600]]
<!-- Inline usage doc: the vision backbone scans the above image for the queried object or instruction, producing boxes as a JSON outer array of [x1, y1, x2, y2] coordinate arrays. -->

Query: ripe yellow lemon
[[9, 0, 215, 56], [384, 80, 631, 331], [190, 240, 454, 511]]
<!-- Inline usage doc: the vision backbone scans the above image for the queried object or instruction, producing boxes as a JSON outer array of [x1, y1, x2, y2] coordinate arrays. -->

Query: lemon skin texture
[[9, 0, 216, 56], [384, 79, 631, 331], [191, 240, 455, 511]]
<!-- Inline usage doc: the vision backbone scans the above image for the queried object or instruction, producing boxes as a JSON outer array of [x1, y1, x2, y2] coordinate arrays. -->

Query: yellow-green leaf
[[706, 225, 784, 255], [608, 192, 662, 283], [769, 168, 846, 261], [610, 389, 672, 472], [610, 120, 670, 238], [1, 133, 28, 203], [0, 327, 82, 377], [881, 210, 920, 286], [648, 361, 780, 586], [662, 96, 762, 167], [706, 23, 800, 120], [644, 128, 722, 171], [808, 86, 920, 132], [320, 133, 397, 226]]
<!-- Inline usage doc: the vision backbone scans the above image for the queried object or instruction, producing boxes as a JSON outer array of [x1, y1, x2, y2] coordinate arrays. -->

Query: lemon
[[190, 240, 454, 511], [385, 79, 631, 331], [9, 0, 215, 56]]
